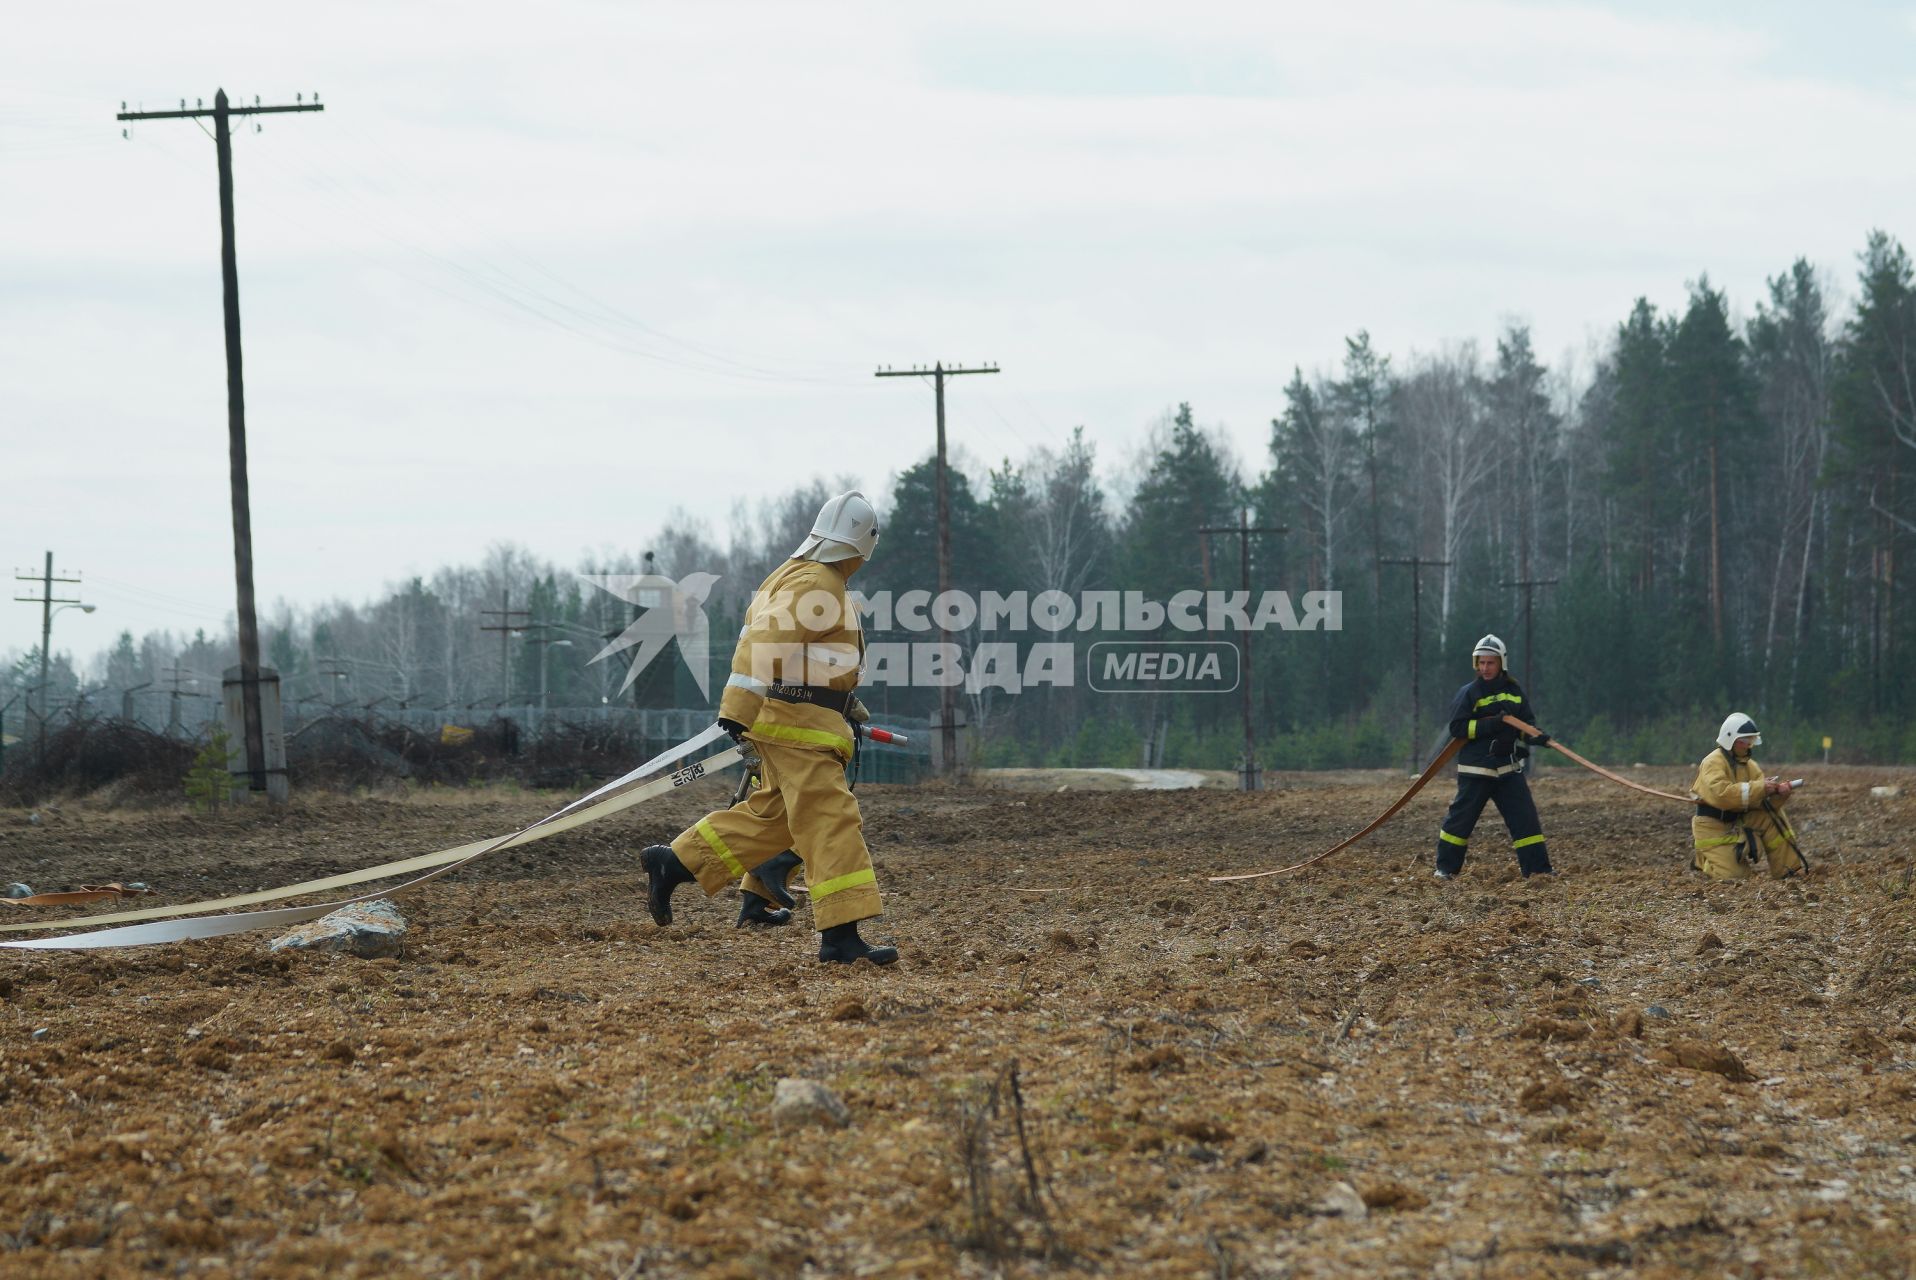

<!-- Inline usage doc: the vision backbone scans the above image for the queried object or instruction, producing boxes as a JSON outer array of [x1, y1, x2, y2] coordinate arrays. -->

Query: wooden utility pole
[[1500, 577, 1560, 703], [160, 664, 203, 733], [875, 362, 999, 775], [1380, 556, 1450, 773], [1199, 510, 1287, 791], [118, 89, 323, 794], [13, 552, 86, 763], [480, 592, 531, 703]]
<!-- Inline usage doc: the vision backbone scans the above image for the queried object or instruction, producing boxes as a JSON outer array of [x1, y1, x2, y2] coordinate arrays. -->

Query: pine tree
[[1123, 404, 1241, 606], [1669, 277, 1759, 654], [1604, 299, 1674, 594], [866, 456, 1000, 600], [1482, 326, 1559, 589], [1331, 331, 1396, 604], [104, 630, 141, 691], [184, 727, 236, 814], [1268, 373, 1352, 592], [1832, 231, 1916, 709], [1746, 259, 1833, 697]]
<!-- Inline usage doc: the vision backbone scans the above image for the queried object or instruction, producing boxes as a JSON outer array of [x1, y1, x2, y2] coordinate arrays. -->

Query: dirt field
[[2, 762, 1914, 1278]]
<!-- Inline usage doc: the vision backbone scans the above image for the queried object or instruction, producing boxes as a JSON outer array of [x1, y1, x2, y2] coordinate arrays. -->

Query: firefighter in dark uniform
[[1433, 633, 1557, 879]]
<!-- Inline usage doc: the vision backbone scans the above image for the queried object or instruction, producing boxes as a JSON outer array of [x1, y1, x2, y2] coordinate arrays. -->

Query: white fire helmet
[[1472, 634, 1507, 662], [791, 491, 880, 564], [1716, 712, 1761, 752]]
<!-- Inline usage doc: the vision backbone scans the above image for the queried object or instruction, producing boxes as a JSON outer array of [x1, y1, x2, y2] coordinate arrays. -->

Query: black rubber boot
[[737, 892, 793, 928], [753, 851, 803, 909], [818, 920, 898, 966], [641, 844, 695, 926], [1516, 846, 1555, 878]]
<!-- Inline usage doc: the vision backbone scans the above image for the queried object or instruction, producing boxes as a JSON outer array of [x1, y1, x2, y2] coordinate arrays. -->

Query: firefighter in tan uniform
[[640, 492, 898, 965], [1690, 712, 1805, 880]]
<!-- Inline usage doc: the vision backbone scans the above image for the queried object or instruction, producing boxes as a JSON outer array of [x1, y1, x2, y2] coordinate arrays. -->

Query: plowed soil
[[2, 763, 1914, 1278]]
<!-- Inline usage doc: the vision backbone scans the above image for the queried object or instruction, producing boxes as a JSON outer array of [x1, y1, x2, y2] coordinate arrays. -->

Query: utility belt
[[765, 683, 853, 718], [1695, 801, 1746, 823]]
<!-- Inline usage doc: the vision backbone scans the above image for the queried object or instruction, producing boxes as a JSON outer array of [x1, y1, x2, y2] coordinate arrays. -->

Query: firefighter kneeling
[[1690, 713, 1805, 880]]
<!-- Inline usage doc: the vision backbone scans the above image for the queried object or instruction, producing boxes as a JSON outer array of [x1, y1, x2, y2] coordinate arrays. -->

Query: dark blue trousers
[[1435, 771, 1552, 876]]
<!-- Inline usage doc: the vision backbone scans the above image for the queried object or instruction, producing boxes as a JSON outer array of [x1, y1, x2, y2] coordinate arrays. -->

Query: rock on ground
[[771, 1078, 849, 1128], [269, 899, 408, 959], [1317, 1180, 1368, 1219]]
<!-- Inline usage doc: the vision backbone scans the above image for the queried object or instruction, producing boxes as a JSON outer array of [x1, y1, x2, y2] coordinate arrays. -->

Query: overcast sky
[[5, 1, 1914, 664]]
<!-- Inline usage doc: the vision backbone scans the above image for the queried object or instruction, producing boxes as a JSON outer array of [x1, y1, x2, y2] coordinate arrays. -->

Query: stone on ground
[[269, 899, 408, 959], [770, 1077, 849, 1128]]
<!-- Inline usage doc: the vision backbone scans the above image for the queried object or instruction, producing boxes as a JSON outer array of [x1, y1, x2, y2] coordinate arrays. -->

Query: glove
[[717, 717, 748, 744], [1531, 731, 1552, 748], [848, 696, 871, 725]]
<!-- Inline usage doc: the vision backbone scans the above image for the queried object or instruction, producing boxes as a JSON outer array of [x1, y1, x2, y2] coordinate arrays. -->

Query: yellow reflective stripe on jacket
[[695, 818, 745, 878], [1512, 834, 1546, 849], [1439, 831, 1468, 847], [749, 720, 855, 752], [1467, 718, 1478, 740], [1473, 691, 1523, 710], [809, 867, 876, 900]]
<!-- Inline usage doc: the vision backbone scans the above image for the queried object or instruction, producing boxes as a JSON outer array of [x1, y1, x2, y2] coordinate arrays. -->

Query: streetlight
[[36, 602, 96, 762], [319, 654, 416, 708], [534, 636, 574, 716]]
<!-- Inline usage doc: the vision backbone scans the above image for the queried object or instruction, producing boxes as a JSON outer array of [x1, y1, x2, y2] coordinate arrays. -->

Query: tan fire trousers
[[669, 736, 882, 930], [1692, 806, 1805, 880]]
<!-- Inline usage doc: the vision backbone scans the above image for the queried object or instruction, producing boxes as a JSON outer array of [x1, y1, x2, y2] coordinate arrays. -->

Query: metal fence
[[297, 706, 932, 784], [11, 695, 931, 785]]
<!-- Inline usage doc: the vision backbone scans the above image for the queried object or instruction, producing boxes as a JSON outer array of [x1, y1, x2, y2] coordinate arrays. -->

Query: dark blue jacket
[[1445, 673, 1536, 770]]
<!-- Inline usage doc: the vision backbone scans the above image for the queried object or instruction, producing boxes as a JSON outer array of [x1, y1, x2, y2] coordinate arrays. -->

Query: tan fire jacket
[[716, 558, 864, 759], [1690, 749, 1787, 816]]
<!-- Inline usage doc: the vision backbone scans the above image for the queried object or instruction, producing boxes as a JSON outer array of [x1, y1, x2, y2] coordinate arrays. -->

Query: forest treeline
[[9, 230, 1915, 769]]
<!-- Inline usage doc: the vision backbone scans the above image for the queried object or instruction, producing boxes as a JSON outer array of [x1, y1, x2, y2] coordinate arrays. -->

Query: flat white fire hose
[[3, 725, 739, 951]]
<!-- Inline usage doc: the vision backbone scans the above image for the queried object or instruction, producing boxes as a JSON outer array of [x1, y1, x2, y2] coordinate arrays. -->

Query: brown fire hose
[[1502, 715, 1693, 804], [1209, 739, 1463, 883], [0, 883, 155, 909], [1210, 714, 1703, 884]]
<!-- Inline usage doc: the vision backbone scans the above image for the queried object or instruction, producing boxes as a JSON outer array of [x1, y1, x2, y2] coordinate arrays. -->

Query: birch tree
[[1399, 347, 1493, 627]]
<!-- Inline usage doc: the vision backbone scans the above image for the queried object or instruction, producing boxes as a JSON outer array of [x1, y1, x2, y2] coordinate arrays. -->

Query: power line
[[1200, 512, 1288, 791], [232, 125, 852, 388], [312, 113, 858, 382], [875, 362, 1000, 775], [1499, 577, 1560, 704], [1381, 556, 1452, 774], [479, 591, 531, 703], [84, 573, 233, 619], [118, 88, 323, 799], [14, 552, 89, 763]]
